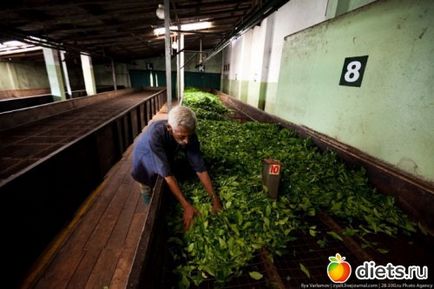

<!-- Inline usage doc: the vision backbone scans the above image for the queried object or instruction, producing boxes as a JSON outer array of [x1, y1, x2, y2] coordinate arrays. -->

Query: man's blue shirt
[[131, 120, 206, 186]]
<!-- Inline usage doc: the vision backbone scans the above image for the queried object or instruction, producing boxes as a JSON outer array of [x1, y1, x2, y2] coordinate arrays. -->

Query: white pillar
[[80, 53, 97, 96], [111, 59, 117, 91], [60, 51, 72, 98], [164, 0, 172, 110], [177, 33, 180, 100], [43, 48, 66, 101], [180, 33, 184, 101]]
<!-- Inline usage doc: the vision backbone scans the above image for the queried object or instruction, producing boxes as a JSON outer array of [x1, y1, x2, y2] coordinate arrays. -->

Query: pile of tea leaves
[[166, 88, 417, 288]]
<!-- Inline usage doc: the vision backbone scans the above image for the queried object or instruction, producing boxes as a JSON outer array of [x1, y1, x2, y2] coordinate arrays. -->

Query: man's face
[[168, 125, 193, 146]]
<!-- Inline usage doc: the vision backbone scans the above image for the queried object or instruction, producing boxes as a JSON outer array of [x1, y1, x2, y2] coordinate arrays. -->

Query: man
[[131, 105, 222, 230]]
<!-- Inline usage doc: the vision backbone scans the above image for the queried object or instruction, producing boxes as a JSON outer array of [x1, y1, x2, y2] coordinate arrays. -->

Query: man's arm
[[164, 175, 198, 230], [196, 171, 222, 213]]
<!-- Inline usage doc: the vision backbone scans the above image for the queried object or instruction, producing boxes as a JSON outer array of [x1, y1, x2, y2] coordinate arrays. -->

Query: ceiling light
[[156, 4, 165, 20], [171, 40, 178, 50], [180, 22, 212, 31], [153, 21, 212, 36]]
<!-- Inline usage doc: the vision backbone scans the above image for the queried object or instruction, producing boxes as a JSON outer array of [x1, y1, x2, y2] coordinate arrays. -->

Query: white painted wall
[[247, 19, 267, 107], [230, 36, 244, 99], [222, 0, 330, 110], [265, 0, 329, 113], [222, 0, 379, 112]]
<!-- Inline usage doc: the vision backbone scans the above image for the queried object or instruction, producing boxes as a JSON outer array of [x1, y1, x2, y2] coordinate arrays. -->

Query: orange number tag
[[269, 164, 280, 175]]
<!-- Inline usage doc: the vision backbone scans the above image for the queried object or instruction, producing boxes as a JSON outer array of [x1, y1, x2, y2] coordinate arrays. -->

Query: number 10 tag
[[269, 164, 281, 175]]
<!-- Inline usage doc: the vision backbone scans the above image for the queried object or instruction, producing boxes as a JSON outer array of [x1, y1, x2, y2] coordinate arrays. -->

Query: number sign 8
[[339, 56, 368, 87]]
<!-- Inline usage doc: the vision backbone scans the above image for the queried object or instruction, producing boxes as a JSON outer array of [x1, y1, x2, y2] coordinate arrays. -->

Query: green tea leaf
[[299, 263, 311, 278], [327, 231, 343, 242], [377, 248, 389, 254], [249, 271, 263, 280]]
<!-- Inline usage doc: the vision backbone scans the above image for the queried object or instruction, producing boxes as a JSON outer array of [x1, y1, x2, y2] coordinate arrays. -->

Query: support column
[[80, 53, 97, 96], [180, 33, 184, 102], [177, 33, 180, 100], [164, 0, 172, 110], [43, 48, 66, 101], [60, 51, 72, 98], [111, 59, 117, 91], [258, 15, 275, 110]]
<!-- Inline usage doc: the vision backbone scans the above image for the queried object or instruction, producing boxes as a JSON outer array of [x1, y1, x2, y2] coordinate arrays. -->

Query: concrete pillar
[[176, 34, 180, 100], [164, 0, 172, 110], [60, 51, 72, 98], [80, 53, 97, 96], [43, 48, 66, 101], [180, 33, 184, 101], [111, 59, 117, 91], [258, 16, 275, 110], [176, 32, 185, 102]]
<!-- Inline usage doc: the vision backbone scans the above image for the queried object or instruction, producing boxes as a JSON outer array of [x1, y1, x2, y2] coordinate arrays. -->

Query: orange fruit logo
[[327, 253, 352, 283]]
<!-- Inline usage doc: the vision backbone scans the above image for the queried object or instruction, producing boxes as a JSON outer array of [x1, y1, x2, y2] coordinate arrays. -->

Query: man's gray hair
[[168, 105, 197, 131]]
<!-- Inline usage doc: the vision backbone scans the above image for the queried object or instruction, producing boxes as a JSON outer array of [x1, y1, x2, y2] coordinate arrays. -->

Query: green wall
[[264, 82, 278, 112], [326, 0, 377, 18], [0, 62, 49, 90], [275, 0, 434, 182], [94, 63, 130, 88]]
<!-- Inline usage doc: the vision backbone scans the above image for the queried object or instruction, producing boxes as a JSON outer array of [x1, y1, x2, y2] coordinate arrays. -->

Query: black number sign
[[339, 55, 368, 87]]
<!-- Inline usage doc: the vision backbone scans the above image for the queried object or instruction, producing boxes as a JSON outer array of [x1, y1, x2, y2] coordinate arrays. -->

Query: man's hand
[[196, 171, 223, 213], [183, 202, 199, 231], [211, 196, 223, 213], [164, 175, 199, 230]]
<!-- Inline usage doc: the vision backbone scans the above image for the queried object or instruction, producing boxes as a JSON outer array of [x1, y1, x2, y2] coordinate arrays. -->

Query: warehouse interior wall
[[94, 62, 131, 88], [222, 0, 330, 111], [128, 52, 222, 91], [0, 61, 49, 91], [222, 0, 378, 112], [130, 51, 222, 73], [0, 55, 131, 99], [275, 0, 434, 183], [326, 0, 378, 18]]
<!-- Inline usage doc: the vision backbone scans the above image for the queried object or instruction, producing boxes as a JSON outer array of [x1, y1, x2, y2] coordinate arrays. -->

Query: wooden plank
[[83, 175, 140, 289], [68, 102, 165, 288], [318, 212, 373, 263], [32, 152, 132, 289], [0, 89, 136, 131], [115, 119, 125, 154], [138, 104, 145, 130], [127, 177, 165, 289], [28, 103, 167, 289], [259, 248, 286, 289], [130, 110, 139, 139], [108, 211, 147, 289], [21, 177, 109, 289], [65, 174, 133, 289]]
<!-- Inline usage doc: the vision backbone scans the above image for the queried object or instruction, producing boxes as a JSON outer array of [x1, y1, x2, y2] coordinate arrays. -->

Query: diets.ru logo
[[327, 253, 352, 283]]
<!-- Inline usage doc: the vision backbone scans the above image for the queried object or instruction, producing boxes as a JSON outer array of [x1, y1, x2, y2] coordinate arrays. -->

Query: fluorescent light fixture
[[3, 40, 26, 47], [0, 40, 42, 55], [154, 21, 212, 36]]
